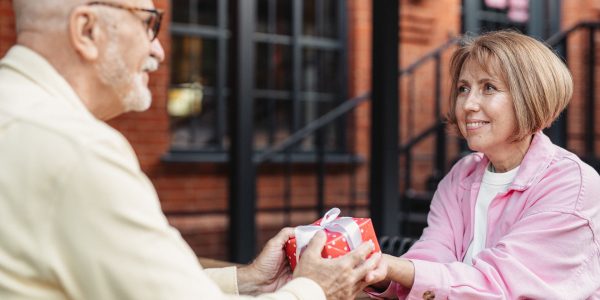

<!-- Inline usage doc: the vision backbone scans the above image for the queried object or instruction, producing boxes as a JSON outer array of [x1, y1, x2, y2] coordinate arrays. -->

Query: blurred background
[[1, 0, 599, 263]]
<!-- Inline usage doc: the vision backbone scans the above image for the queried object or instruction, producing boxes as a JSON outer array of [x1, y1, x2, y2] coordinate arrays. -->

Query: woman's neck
[[487, 135, 533, 173]]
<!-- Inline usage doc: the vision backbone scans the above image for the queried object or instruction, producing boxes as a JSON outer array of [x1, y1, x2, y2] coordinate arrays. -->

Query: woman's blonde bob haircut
[[447, 30, 573, 141]]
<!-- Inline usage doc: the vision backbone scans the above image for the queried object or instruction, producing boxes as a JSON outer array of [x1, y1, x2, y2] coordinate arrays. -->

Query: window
[[168, 0, 348, 158]]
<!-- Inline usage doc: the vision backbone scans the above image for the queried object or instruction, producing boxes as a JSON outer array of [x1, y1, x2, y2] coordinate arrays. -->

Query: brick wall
[[562, 1, 600, 156], [0, 0, 15, 56]]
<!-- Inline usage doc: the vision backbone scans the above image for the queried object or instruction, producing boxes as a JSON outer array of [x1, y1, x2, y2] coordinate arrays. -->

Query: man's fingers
[[353, 281, 371, 297], [346, 240, 375, 267], [270, 227, 295, 247], [279, 227, 295, 239], [303, 231, 327, 258], [353, 252, 381, 280]]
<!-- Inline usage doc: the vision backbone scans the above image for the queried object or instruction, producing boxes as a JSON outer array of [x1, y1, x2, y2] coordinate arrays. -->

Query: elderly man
[[0, 0, 384, 299]]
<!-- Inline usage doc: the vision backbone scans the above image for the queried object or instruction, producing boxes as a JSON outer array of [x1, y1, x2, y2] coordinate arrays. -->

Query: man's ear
[[69, 7, 100, 61]]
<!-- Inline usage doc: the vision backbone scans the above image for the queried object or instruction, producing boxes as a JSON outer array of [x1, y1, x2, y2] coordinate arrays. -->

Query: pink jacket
[[376, 132, 600, 299]]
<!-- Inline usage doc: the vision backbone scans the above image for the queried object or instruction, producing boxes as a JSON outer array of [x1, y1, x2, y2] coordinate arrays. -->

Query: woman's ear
[[69, 7, 100, 60]]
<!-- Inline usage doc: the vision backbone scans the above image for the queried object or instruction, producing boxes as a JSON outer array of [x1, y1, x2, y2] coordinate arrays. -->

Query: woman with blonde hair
[[366, 30, 600, 299]]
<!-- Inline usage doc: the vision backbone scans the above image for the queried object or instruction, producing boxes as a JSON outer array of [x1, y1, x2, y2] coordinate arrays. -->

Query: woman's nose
[[463, 92, 480, 111]]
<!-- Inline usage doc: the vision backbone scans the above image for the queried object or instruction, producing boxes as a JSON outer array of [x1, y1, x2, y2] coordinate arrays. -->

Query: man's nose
[[151, 39, 165, 63]]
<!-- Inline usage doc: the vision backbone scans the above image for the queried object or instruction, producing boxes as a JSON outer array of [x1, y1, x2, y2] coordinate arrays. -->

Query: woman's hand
[[365, 254, 415, 292], [364, 253, 389, 290]]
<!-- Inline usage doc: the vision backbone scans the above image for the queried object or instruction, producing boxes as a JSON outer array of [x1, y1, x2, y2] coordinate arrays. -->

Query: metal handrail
[[399, 37, 459, 76], [255, 92, 370, 164], [398, 121, 445, 154], [255, 38, 460, 165], [546, 21, 600, 46]]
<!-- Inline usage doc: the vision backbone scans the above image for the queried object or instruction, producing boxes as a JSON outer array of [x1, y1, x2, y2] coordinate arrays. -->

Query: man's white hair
[[13, 0, 86, 33]]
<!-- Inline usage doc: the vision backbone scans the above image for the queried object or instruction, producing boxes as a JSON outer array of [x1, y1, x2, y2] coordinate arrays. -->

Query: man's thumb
[[303, 231, 327, 257]]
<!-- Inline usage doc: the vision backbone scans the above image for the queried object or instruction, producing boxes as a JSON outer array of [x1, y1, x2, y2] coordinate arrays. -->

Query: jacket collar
[[462, 132, 556, 192], [0, 45, 95, 120], [510, 132, 556, 191]]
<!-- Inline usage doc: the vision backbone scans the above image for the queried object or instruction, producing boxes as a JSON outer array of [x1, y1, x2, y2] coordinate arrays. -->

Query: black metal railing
[[546, 22, 600, 167], [254, 92, 371, 227], [396, 38, 460, 237]]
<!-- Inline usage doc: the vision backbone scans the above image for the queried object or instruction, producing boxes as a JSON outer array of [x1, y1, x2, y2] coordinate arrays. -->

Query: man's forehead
[[108, 0, 156, 8], [131, 0, 157, 8]]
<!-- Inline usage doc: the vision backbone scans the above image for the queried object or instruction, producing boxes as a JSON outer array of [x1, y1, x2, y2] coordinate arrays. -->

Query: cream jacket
[[0, 45, 324, 300]]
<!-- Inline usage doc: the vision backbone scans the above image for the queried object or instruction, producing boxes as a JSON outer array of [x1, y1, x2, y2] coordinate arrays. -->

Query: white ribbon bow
[[293, 207, 363, 263]]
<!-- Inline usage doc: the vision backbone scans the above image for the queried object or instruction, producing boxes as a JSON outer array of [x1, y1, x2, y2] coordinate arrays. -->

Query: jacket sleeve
[[392, 157, 600, 299], [204, 267, 326, 300], [367, 160, 469, 299], [407, 210, 599, 299], [48, 137, 325, 300]]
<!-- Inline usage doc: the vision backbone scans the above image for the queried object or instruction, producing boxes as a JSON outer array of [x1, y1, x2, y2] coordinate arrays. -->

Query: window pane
[[321, 0, 339, 38], [171, 0, 190, 23], [169, 35, 221, 150], [296, 99, 342, 151], [172, 0, 218, 26], [254, 98, 291, 150], [195, 0, 218, 26], [277, 0, 292, 35], [318, 101, 342, 151], [303, 0, 316, 36], [303, 0, 338, 38], [257, 0, 291, 35], [302, 48, 340, 93], [169, 92, 221, 150], [170, 36, 217, 86], [256, 43, 291, 90], [256, 0, 269, 33]]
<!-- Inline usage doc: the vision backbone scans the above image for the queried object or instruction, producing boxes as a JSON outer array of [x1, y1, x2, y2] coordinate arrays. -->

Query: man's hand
[[293, 230, 381, 300], [237, 227, 294, 295]]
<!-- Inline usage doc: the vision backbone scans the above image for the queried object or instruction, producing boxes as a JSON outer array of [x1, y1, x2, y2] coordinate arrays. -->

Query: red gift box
[[285, 208, 381, 271]]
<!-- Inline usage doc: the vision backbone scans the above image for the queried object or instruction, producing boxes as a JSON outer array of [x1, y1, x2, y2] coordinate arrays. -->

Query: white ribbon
[[293, 207, 363, 263]]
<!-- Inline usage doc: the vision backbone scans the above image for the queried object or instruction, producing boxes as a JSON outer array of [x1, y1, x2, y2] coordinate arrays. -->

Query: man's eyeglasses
[[87, 1, 163, 41]]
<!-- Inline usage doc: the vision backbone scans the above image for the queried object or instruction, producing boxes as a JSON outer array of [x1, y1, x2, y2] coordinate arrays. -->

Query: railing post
[[229, 0, 256, 264], [546, 35, 568, 147], [528, 0, 546, 40], [532, 0, 567, 146], [434, 54, 446, 177], [586, 26, 596, 157], [463, 0, 481, 34], [370, 0, 400, 237]]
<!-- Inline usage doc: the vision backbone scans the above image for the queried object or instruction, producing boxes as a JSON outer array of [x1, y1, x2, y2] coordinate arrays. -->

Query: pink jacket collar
[[460, 132, 557, 192]]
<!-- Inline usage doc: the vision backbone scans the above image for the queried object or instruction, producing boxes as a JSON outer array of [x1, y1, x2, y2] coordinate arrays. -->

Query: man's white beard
[[96, 38, 157, 113]]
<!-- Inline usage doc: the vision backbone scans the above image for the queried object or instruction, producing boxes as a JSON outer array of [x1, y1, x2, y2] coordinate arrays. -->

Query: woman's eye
[[458, 86, 469, 94], [484, 83, 497, 92]]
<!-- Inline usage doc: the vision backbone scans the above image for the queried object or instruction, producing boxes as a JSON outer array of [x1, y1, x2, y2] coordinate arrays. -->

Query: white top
[[0, 46, 325, 300], [463, 163, 519, 265]]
